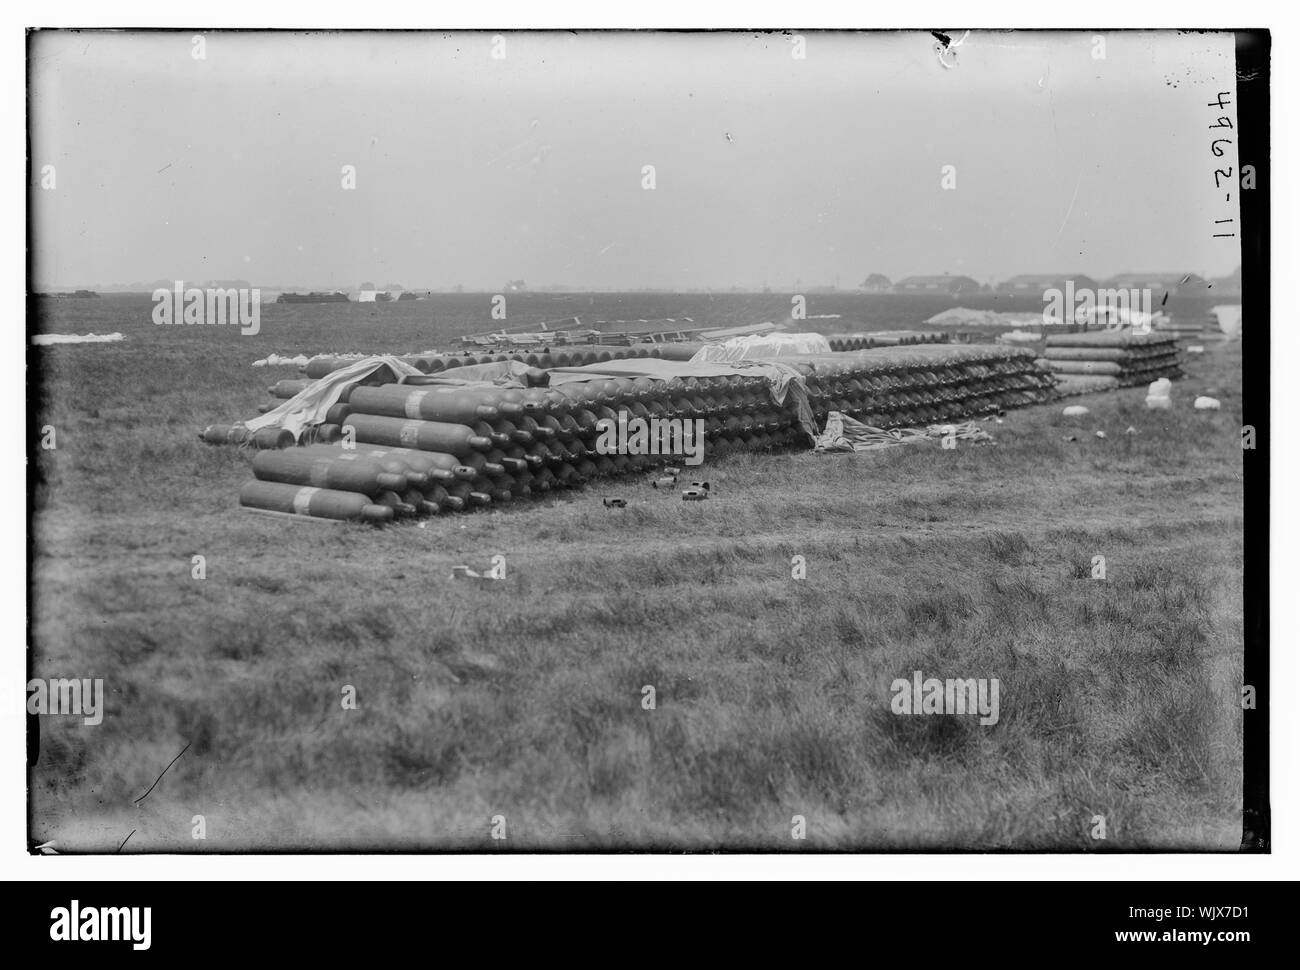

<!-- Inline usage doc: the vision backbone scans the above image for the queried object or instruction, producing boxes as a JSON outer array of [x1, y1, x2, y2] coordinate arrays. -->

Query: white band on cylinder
[[293, 486, 321, 514], [404, 391, 428, 419]]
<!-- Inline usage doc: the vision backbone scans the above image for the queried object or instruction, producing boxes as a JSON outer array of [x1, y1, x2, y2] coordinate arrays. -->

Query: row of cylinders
[[824, 331, 948, 352], [784, 350, 1057, 423], [237, 346, 1059, 521], [240, 373, 804, 521], [301, 344, 665, 380], [297, 331, 951, 379]]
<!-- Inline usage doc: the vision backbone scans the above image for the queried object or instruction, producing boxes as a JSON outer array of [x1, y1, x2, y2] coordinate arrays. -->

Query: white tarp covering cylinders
[[689, 332, 832, 362]]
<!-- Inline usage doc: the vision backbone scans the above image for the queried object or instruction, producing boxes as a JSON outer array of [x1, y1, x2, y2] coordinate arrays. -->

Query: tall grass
[[28, 296, 1244, 850]]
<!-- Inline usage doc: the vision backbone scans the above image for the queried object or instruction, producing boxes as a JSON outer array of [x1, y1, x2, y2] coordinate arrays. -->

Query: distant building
[[893, 274, 980, 296], [859, 274, 892, 292], [997, 273, 1099, 295], [1102, 273, 1211, 295]]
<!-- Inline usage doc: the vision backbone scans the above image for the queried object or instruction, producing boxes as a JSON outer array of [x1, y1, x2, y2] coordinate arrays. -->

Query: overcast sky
[[29, 29, 1241, 290]]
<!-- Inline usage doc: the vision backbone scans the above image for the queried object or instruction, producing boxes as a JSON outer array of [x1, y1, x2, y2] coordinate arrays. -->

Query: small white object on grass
[[31, 332, 125, 346], [1095, 430, 1107, 439], [1062, 405, 1088, 417], [1194, 396, 1221, 410]]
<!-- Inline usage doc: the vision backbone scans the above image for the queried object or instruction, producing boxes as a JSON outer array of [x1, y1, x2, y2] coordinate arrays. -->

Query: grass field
[[29, 294, 1245, 851]]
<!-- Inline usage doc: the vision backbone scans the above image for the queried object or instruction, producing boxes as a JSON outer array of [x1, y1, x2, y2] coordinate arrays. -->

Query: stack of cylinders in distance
[[301, 344, 665, 379], [1153, 316, 1209, 340], [786, 344, 1056, 427], [825, 331, 949, 351], [657, 330, 951, 361], [234, 344, 1057, 522], [1039, 331, 1182, 397]]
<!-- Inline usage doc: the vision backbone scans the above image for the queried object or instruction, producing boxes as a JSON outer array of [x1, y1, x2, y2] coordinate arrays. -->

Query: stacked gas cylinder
[[652, 331, 947, 361], [300, 344, 664, 380], [239, 371, 804, 523], [791, 344, 1057, 427], [233, 343, 1058, 523], [1153, 316, 1208, 341], [1039, 332, 1182, 397], [825, 331, 949, 351]]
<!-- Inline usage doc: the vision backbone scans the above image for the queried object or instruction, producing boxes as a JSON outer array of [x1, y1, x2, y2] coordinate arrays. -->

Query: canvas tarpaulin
[[812, 412, 993, 452], [545, 357, 818, 436], [402, 359, 542, 387], [688, 332, 831, 363], [924, 308, 1044, 328], [243, 355, 423, 441]]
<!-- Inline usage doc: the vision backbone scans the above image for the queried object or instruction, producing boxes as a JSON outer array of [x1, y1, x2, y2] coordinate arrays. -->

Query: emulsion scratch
[[133, 740, 191, 804], [1054, 174, 1082, 239]]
